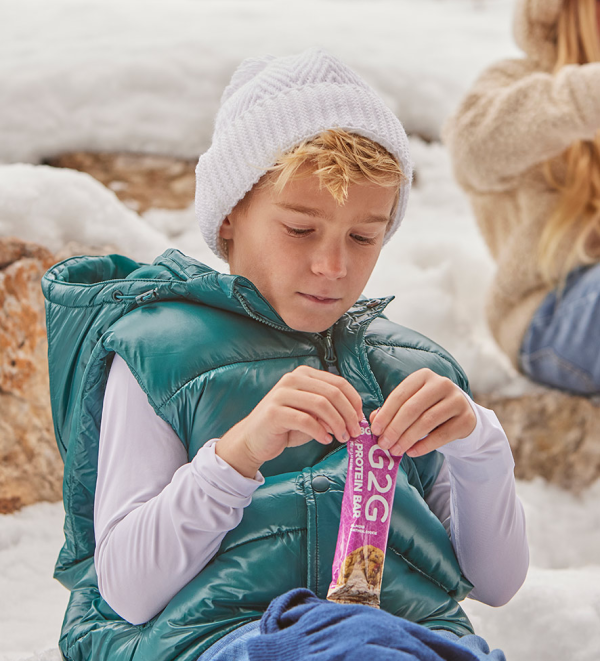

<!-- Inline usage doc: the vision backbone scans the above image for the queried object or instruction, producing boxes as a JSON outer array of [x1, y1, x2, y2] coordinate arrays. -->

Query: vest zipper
[[234, 289, 339, 372], [321, 327, 337, 369], [235, 294, 291, 333], [311, 326, 338, 373]]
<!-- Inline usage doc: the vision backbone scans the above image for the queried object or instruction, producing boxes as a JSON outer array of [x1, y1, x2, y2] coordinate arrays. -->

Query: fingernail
[[379, 436, 391, 449], [342, 432, 349, 441]]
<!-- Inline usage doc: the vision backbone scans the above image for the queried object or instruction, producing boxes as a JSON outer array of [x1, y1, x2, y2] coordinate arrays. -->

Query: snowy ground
[[1, 0, 599, 660]]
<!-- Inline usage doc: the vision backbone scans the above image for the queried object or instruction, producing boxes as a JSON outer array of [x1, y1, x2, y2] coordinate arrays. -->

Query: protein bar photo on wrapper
[[327, 416, 402, 608]]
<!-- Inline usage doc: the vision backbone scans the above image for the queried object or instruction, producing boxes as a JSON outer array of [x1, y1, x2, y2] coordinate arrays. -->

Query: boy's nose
[[311, 246, 348, 279]]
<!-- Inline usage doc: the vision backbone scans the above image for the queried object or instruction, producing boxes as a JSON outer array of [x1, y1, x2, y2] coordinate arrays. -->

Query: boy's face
[[220, 164, 398, 333]]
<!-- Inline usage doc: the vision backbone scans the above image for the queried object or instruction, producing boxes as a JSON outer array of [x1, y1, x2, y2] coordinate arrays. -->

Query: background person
[[443, 0, 600, 394]]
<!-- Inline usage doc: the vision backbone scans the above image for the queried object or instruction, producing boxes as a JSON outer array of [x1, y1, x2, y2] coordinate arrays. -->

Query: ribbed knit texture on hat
[[195, 47, 413, 261]]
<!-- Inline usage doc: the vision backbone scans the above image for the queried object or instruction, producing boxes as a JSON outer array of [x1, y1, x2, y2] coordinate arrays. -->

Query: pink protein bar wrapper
[[327, 416, 402, 608]]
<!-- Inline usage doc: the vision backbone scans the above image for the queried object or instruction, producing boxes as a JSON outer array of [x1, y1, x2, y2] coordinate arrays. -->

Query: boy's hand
[[216, 366, 363, 478], [369, 368, 476, 458]]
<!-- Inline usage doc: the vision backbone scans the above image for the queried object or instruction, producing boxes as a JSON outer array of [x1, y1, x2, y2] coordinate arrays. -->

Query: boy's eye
[[285, 226, 312, 237], [284, 226, 377, 245], [352, 234, 377, 245]]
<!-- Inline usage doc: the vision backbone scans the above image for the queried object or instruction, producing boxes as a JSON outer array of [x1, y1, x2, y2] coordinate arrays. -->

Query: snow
[[0, 0, 520, 165], [1, 0, 599, 659], [0, 164, 169, 259], [0, 503, 68, 661]]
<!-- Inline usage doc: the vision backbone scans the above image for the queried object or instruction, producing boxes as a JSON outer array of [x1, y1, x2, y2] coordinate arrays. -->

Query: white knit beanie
[[195, 47, 413, 261]]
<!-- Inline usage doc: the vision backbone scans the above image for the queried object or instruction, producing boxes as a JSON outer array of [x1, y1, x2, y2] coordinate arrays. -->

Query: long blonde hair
[[539, 0, 600, 285]]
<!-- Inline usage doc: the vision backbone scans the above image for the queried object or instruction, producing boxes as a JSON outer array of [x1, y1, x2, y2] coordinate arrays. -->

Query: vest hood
[[43, 248, 392, 333], [513, 0, 563, 70]]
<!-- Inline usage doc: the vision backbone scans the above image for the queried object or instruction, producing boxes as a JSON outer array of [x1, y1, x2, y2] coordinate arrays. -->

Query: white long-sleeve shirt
[[94, 353, 528, 625]]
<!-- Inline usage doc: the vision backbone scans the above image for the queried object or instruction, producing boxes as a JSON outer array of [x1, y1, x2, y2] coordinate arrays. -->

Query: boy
[[45, 48, 527, 661]]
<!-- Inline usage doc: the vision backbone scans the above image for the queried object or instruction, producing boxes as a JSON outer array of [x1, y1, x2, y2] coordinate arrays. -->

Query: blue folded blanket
[[246, 588, 484, 661]]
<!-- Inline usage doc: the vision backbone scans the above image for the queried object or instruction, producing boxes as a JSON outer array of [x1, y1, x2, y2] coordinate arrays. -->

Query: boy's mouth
[[299, 293, 341, 304]]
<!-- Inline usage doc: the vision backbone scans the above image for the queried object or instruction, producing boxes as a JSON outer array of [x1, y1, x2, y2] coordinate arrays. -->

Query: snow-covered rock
[[0, 164, 169, 263]]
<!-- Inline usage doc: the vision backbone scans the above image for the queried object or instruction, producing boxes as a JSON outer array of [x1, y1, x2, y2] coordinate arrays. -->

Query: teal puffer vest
[[42, 248, 474, 661]]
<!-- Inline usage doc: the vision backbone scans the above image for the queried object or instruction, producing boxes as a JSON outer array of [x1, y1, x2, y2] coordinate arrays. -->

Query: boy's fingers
[[369, 408, 381, 426], [321, 375, 364, 423], [298, 379, 360, 441], [277, 386, 358, 441], [295, 366, 364, 425], [285, 407, 332, 445], [371, 370, 430, 437], [286, 389, 349, 442], [387, 397, 456, 455], [374, 383, 443, 447], [283, 367, 364, 439], [403, 417, 466, 457], [309, 380, 362, 438]]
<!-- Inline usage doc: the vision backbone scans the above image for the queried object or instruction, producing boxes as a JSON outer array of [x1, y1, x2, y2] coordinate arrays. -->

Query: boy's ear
[[220, 215, 234, 240]]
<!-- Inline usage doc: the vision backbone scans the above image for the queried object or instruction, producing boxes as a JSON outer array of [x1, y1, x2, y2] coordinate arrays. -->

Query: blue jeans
[[197, 590, 505, 661], [519, 263, 600, 395]]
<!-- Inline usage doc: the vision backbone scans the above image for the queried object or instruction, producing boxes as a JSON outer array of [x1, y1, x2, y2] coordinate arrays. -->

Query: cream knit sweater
[[442, 0, 600, 370]]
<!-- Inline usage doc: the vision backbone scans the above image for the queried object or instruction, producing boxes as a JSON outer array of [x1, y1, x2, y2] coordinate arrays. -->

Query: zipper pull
[[324, 327, 336, 365]]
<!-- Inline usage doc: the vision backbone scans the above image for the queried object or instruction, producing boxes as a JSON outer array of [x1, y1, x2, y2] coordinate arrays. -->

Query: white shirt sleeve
[[425, 391, 529, 607], [93, 353, 265, 626]]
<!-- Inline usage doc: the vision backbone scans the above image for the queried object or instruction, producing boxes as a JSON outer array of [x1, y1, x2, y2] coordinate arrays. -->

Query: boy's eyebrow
[[275, 202, 389, 223]]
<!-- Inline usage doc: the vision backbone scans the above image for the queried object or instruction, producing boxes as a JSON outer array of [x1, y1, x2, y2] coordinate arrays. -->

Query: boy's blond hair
[[222, 128, 406, 259]]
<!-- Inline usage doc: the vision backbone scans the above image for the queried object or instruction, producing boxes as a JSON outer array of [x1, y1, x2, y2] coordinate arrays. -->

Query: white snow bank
[[0, 164, 169, 263], [142, 204, 224, 272], [0, 502, 68, 661], [516, 478, 600, 570], [0, 0, 520, 164]]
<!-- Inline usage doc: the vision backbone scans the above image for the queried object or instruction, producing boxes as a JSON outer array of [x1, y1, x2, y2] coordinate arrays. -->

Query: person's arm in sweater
[[424, 391, 529, 607], [93, 353, 265, 625], [442, 59, 600, 192]]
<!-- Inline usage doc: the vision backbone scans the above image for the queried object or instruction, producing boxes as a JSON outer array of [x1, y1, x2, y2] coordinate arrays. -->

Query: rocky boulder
[[0, 238, 62, 513], [44, 152, 196, 214], [475, 389, 600, 492], [0, 238, 119, 514]]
